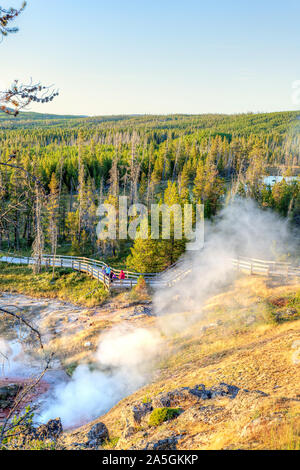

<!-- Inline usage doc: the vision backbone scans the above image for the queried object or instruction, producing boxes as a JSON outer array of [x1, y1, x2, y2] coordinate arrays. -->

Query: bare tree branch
[[0, 3, 59, 115], [0, 353, 54, 447], [0, 306, 43, 350], [0, 1, 26, 38], [0, 80, 59, 116]]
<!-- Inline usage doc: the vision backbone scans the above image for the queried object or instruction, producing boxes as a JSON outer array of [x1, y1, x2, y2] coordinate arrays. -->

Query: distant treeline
[[0, 111, 299, 271]]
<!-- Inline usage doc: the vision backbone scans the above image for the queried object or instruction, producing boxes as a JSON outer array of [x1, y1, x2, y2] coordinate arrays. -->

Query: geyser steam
[[39, 326, 162, 428], [154, 199, 298, 321], [38, 199, 298, 427]]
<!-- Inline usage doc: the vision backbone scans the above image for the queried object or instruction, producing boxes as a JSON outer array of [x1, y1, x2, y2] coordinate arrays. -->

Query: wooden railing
[[0, 252, 174, 290], [1, 252, 299, 291], [232, 256, 300, 278]]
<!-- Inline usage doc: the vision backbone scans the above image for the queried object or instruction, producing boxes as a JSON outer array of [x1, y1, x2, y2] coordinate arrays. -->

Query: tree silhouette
[[0, 2, 58, 116]]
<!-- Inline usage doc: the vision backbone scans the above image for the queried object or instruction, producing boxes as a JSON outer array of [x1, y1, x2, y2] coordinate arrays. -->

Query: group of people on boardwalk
[[102, 266, 126, 284]]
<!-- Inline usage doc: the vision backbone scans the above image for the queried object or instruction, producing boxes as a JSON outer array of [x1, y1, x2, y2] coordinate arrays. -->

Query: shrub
[[148, 407, 182, 427], [142, 395, 152, 404], [135, 276, 148, 292], [102, 437, 120, 449], [65, 362, 78, 377], [130, 275, 150, 301]]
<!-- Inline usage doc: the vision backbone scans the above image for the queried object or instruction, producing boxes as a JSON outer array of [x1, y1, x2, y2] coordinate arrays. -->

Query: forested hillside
[[1, 111, 300, 272]]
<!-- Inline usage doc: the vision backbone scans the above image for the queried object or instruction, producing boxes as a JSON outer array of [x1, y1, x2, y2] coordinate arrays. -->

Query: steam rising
[[2, 199, 297, 428], [39, 327, 162, 428], [155, 198, 298, 322], [0, 339, 32, 377]]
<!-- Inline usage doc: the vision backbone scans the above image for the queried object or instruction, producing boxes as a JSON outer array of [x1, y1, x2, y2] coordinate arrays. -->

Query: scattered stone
[[286, 308, 297, 316], [73, 442, 87, 449], [121, 401, 153, 438], [152, 388, 195, 408], [87, 422, 109, 447], [144, 436, 178, 450], [131, 402, 153, 424], [87, 440, 100, 449], [132, 306, 154, 317], [122, 425, 136, 439], [188, 384, 213, 400], [152, 383, 267, 410], [36, 418, 63, 441], [275, 308, 298, 322], [189, 382, 240, 400], [210, 383, 241, 399]]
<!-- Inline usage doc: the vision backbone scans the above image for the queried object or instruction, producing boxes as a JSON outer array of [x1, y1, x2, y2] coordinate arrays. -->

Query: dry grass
[[60, 275, 300, 450]]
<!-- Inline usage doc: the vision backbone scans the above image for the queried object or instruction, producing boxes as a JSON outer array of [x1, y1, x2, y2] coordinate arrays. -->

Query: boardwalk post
[[237, 256, 240, 272], [250, 262, 253, 275]]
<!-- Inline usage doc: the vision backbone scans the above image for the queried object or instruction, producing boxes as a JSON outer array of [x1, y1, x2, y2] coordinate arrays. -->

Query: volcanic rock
[[36, 418, 63, 441], [144, 436, 178, 450], [87, 422, 109, 447]]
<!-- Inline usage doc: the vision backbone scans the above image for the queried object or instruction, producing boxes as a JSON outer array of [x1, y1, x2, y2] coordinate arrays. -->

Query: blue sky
[[1, 0, 300, 115]]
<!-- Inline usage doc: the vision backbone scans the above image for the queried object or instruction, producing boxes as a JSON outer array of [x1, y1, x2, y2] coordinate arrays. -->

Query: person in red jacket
[[119, 270, 125, 283]]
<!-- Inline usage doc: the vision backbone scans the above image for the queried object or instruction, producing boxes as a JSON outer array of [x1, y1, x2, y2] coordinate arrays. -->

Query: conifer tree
[[47, 172, 59, 279]]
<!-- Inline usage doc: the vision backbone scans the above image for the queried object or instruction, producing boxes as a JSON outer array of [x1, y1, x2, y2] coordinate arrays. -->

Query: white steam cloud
[[5, 199, 297, 429], [0, 339, 33, 377], [39, 327, 162, 428], [154, 199, 298, 323]]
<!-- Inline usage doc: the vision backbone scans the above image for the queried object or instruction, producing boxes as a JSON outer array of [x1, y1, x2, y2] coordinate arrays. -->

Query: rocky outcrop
[[130, 402, 153, 424], [152, 383, 241, 408], [87, 422, 109, 448], [191, 383, 241, 399], [152, 388, 194, 408], [144, 436, 178, 450], [36, 418, 63, 441], [121, 402, 153, 439], [132, 306, 154, 317]]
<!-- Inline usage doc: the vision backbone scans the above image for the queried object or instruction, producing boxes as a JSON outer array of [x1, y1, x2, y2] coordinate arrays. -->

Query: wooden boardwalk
[[0, 252, 299, 291]]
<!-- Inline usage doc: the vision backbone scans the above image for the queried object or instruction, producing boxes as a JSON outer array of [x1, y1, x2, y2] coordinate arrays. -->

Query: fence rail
[[232, 256, 300, 278], [0, 252, 173, 290], [0, 251, 300, 291]]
